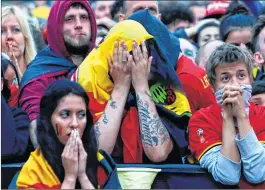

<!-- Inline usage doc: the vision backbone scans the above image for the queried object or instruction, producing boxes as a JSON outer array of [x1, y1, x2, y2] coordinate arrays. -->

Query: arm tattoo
[[102, 111, 108, 124], [94, 122, 101, 146], [136, 94, 153, 146], [136, 93, 170, 147], [149, 114, 169, 145], [109, 96, 117, 109]]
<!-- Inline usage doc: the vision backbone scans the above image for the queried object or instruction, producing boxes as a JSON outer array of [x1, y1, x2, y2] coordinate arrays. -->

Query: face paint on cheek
[[55, 124, 63, 136], [58, 125, 63, 136]]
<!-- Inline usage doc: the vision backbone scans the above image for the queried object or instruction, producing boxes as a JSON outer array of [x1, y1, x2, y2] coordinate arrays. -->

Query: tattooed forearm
[[136, 93, 170, 147], [109, 96, 117, 109], [94, 122, 101, 146], [103, 111, 108, 124], [101, 96, 116, 125], [137, 94, 153, 146], [149, 114, 169, 145]]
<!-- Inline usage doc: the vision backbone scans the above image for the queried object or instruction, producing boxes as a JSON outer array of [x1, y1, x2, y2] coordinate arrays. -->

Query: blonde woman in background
[[2, 6, 37, 79]]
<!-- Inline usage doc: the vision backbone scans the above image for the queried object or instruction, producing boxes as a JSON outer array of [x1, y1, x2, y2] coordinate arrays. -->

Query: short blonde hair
[[2, 6, 37, 65]]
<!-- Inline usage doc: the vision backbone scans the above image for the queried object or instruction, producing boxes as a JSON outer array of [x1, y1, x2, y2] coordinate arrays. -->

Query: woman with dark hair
[[220, 2, 256, 51], [16, 79, 110, 189], [1, 53, 20, 106]]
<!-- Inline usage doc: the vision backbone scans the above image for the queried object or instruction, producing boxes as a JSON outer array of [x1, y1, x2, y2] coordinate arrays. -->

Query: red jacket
[[176, 54, 216, 113]]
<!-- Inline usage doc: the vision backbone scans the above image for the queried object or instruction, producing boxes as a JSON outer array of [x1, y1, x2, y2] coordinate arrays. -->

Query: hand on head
[[108, 40, 132, 91], [62, 129, 88, 181], [131, 39, 153, 91], [108, 39, 153, 92]]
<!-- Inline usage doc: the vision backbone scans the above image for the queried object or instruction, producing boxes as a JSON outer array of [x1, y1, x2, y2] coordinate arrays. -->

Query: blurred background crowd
[[2, 0, 265, 58], [2, 0, 265, 188]]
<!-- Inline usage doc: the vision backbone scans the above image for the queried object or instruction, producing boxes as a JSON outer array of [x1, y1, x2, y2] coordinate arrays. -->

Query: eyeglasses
[[230, 42, 253, 51]]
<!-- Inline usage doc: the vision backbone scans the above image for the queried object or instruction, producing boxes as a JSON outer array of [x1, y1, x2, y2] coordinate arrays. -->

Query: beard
[[64, 34, 90, 55]]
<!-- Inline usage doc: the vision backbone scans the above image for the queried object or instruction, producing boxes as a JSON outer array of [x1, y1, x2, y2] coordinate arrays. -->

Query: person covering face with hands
[[189, 44, 265, 188], [73, 19, 191, 164], [61, 129, 90, 188], [17, 80, 120, 189]]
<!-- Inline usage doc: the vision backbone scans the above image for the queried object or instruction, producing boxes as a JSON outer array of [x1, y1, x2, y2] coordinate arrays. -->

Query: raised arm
[[77, 133, 95, 189], [95, 41, 131, 154], [236, 128, 265, 184], [188, 86, 242, 185], [132, 40, 173, 162], [61, 131, 79, 189], [235, 103, 265, 184], [200, 85, 242, 185], [200, 111, 241, 185]]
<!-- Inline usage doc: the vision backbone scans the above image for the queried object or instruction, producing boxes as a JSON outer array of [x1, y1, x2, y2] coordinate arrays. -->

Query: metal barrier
[[2, 163, 238, 189]]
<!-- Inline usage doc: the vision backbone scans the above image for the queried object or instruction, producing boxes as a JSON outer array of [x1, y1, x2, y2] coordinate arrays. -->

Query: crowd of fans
[[1, 0, 265, 189]]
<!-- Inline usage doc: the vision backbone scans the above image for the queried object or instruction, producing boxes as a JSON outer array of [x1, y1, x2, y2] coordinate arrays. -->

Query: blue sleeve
[[200, 145, 241, 185], [172, 28, 188, 39], [235, 128, 265, 184], [1, 96, 30, 159]]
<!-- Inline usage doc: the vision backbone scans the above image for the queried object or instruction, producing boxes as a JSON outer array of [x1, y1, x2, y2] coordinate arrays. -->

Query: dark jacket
[[1, 96, 31, 163]]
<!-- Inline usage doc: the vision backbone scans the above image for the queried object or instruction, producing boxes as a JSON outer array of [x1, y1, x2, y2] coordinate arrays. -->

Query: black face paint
[[55, 124, 59, 136]]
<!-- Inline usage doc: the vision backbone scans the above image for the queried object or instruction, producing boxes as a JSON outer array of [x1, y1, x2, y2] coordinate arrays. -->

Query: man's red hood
[[47, 0, 97, 60]]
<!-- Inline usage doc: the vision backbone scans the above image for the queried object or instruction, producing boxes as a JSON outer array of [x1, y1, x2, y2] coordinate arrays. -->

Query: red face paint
[[58, 124, 63, 136]]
